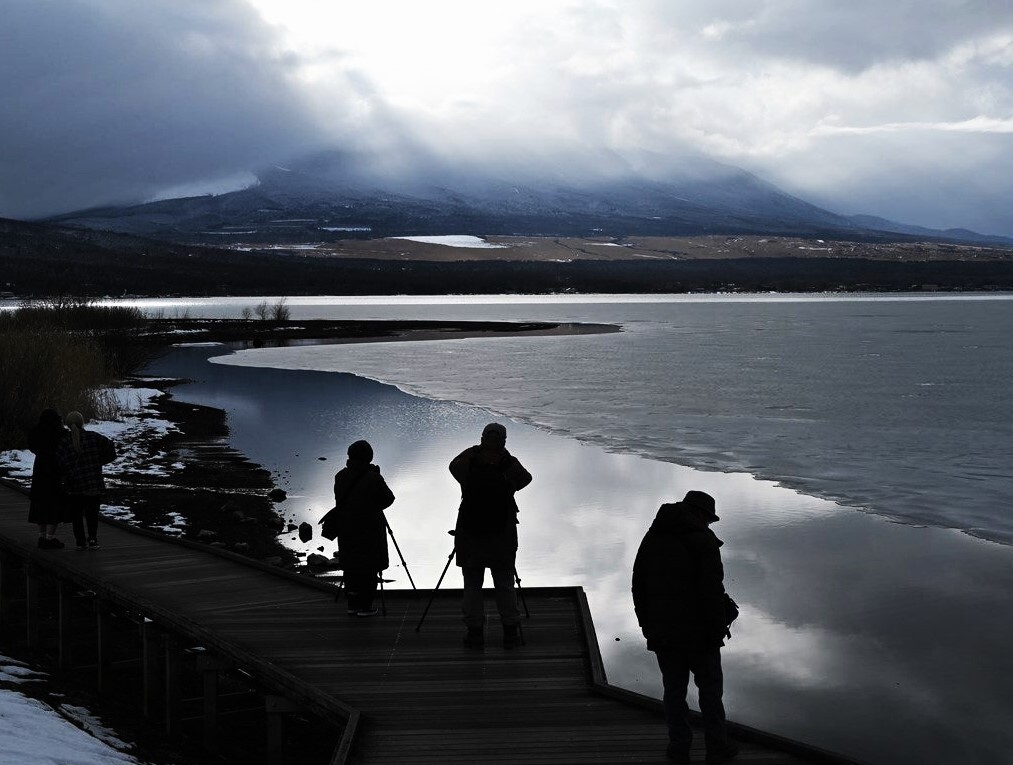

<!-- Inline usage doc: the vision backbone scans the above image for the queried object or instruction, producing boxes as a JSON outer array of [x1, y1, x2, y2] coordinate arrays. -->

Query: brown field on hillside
[[233, 234, 1013, 262]]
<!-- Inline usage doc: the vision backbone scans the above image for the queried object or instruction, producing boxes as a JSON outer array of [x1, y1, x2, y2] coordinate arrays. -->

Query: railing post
[[25, 565, 40, 648], [195, 652, 231, 752], [142, 619, 162, 721], [0, 552, 19, 636], [164, 634, 182, 736], [58, 580, 74, 670], [95, 599, 111, 694], [264, 694, 297, 765]]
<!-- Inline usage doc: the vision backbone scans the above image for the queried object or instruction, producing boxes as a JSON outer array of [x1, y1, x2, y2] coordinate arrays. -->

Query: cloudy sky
[[2, 0, 1012, 235]]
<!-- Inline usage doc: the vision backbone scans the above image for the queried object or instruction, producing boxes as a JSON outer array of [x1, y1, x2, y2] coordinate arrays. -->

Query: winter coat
[[27, 421, 69, 524], [321, 463, 395, 573], [450, 445, 532, 568], [55, 429, 116, 496], [632, 501, 728, 651]]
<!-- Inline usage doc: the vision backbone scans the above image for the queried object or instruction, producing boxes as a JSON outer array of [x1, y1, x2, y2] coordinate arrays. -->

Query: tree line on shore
[[0, 299, 301, 450], [0, 300, 154, 448]]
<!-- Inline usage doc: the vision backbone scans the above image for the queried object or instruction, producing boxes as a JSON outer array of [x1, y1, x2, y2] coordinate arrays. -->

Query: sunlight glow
[[246, 0, 553, 105]]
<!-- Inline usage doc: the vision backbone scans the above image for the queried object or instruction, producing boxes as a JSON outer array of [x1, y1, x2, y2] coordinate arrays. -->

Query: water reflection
[[144, 345, 1013, 765]]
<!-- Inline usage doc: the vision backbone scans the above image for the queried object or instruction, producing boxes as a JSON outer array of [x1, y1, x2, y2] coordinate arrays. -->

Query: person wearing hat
[[632, 490, 739, 764], [449, 422, 532, 649], [322, 440, 395, 617]]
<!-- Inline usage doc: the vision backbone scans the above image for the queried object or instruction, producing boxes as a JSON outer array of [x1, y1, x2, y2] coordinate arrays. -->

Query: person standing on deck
[[55, 411, 116, 551], [450, 422, 532, 650], [27, 409, 70, 549], [632, 490, 739, 765], [322, 440, 395, 617]]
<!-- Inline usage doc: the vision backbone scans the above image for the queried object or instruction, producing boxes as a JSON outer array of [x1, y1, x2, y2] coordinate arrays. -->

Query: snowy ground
[[389, 234, 509, 248], [0, 383, 182, 764], [0, 654, 148, 764]]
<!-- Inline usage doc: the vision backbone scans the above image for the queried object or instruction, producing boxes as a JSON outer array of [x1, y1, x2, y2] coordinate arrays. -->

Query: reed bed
[[0, 300, 150, 448]]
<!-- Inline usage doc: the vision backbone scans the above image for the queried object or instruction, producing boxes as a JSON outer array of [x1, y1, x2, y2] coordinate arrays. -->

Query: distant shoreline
[[138, 317, 621, 349]]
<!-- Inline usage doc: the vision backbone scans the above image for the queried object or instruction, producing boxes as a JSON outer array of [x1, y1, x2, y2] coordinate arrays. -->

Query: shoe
[[47, 538, 65, 549], [356, 608, 378, 617], [75, 541, 88, 551], [705, 741, 739, 764], [87, 539, 100, 549], [346, 608, 359, 616], [665, 742, 690, 763], [503, 624, 523, 649], [463, 627, 484, 649]]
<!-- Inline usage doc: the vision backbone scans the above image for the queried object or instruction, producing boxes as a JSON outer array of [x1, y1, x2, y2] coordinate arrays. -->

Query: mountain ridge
[[43, 147, 1010, 247]]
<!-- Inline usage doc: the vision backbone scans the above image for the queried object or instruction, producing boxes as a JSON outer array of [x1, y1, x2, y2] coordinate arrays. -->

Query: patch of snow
[[157, 512, 187, 536], [0, 659, 45, 685], [60, 705, 139, 753], [390, 235, 509, 249], [172, 341, 225, 347], [0, 656, 145, 764], [102, 506, 135, 522]]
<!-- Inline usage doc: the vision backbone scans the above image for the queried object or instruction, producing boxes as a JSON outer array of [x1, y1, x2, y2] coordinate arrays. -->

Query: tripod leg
[[514, 568, 530, 619], [379, 573, 386, 616], [386, 521, 417, 590], [415, 547, 455, 632]]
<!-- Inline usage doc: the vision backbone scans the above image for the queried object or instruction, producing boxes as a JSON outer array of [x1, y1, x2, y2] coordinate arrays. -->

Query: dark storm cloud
[[648, 0, 1013, 71], [0, 0, 328, 218], [2, 0, 1012, 235]]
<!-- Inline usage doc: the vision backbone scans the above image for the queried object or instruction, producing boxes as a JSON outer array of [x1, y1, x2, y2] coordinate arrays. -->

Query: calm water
[[139, 294, 1013, 765]]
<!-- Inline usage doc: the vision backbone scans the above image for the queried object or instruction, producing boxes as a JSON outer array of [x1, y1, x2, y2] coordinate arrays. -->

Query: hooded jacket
[[322, 462, 395, 572], [632, 501, 728, 651]]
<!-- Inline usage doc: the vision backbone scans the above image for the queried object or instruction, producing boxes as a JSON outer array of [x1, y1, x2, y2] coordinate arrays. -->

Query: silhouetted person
[[322, 440, 395, 617], [632, 490, 738, 764], [450, 422, 532, 649], [55, 411, 116, 551], [27, 409, 69, 549]]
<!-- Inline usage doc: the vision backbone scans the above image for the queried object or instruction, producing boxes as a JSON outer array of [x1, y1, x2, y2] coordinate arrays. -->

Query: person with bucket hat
[[632, 490, 739, 764]]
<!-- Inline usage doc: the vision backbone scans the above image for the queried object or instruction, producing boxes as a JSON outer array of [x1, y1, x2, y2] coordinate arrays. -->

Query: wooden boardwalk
[[0, 481, 863, 765]]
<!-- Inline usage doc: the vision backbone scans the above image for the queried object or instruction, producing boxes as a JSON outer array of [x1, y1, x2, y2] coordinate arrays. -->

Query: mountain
[[46, 147, 875, 243], [846, 215, 1013, 247]]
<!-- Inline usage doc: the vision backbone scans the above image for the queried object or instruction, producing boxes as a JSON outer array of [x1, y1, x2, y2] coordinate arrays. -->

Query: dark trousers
[[344, 568, 377, 611], [68, 494, 101, 545], [656, 646, 728, 753], [461, 566, 519, 628]]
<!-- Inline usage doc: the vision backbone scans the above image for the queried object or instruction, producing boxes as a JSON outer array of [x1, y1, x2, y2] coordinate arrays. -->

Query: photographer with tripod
[[319, 440, 395, 617], [449, 422, 532, 649]]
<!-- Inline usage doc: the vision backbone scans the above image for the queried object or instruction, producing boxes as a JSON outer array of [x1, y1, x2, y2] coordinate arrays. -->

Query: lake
[[139, 293, 1013, 765]]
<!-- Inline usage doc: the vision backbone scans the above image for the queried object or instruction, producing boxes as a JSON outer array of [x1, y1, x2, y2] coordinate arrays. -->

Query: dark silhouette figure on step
[[632, 490, 739, 764]]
